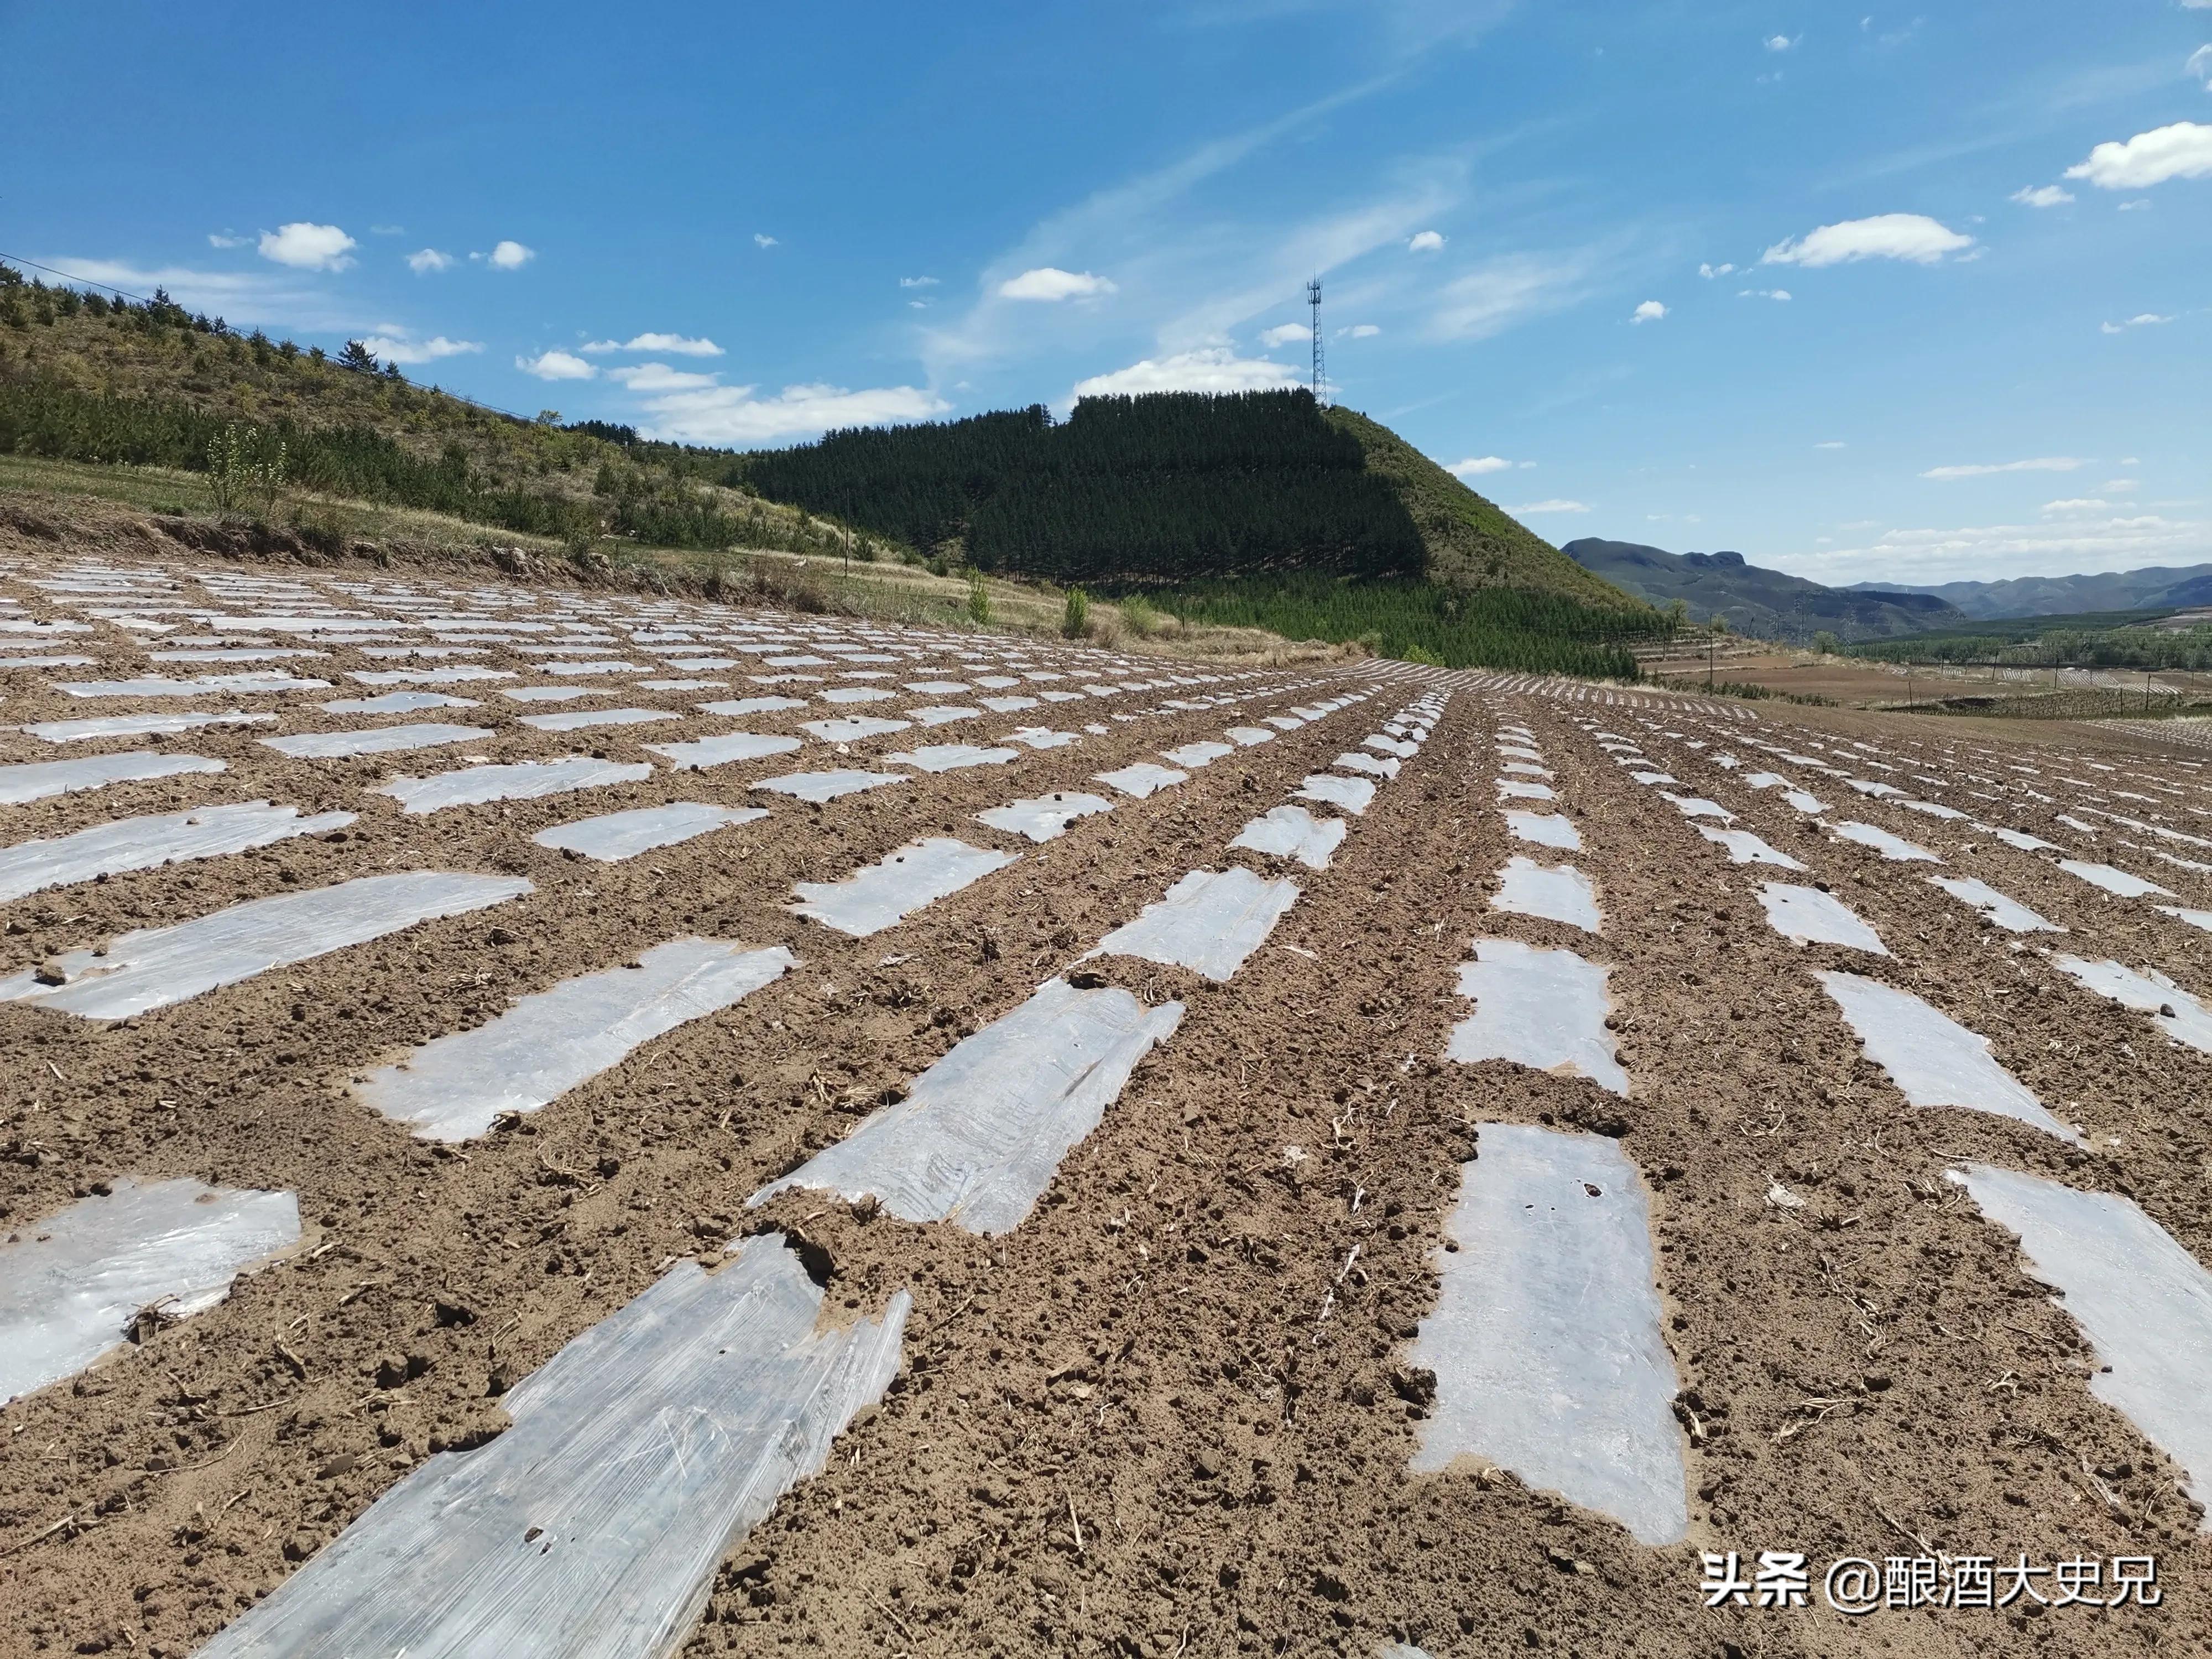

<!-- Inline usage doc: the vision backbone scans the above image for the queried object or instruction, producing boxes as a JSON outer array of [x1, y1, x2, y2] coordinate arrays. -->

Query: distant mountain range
[[1560, 539, 1963, 641], [1841, 565, 2212, 619]]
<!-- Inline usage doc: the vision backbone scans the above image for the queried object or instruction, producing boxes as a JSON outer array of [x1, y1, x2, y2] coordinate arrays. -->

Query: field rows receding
[[2, 542, 2208, 1658]]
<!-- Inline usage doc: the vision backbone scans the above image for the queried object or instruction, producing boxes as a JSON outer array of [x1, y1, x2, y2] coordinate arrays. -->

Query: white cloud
[[1511, 499, 1592, 514], [1407, 229, 1446, 252], [2191, 44, 2212, 89], [1698, 262, 1736, 278], [1339, 322, 1380, 337], [1775, 513, 2211, 584], [998, 267, 1118, 301], [1631, 299, 1668, 323], [2121, 457, 2141, 466], [358, 333, 482, 365], [2010, 184, 2075, 208], [2064, 121, 2212, 189], [486, 240, 534, 270], [406, 248, 455, 274], [32, 257, 364, 330], [637, 382, 949, 446], [1762, 213, 1973, 266], [899, 275, 938, 288], [1448, 456, 1515, 476], [1815, 440, 1846, 450], [1430, 253, 1597, 341], [1259, 322, 1310, 348], [755, 233, 779, 249], [620, 331, 722, 356], [2104, 478, 2140, 492], [1764, 33, 1797, 51], [1071, 348, 1299, 399], [2041, 498, 2111, 513], [2117, 199, 2153, 210], [516, 349, 597, 380], [908, 300, 928, 310], [258, 222, 356, 272], [1737, 287, 1792, 300], [606, 361, 718, 392], [1920, 456, 2088, 479], [2102, 312, 2174, 333], [206, 232, 249, 249], [369, 225, 405, 237]]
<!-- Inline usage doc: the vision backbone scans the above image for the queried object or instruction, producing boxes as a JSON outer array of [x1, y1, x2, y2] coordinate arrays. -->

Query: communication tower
[[1306, 278, 1326, 405]]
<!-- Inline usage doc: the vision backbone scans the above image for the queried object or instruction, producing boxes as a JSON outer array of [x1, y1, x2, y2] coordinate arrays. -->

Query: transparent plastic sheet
[[378, 758, 653, 813], [1695, 826, 1806, 869], [58, 672, 330, 698], [0, 801, 359, 904], [0, 750, 223, 805], [1225, 726, 1275, 747], [1408, 1125, 1687, 1545], [1495, 778, 1550, 801], [752, 978, 1183, 1235], [820, 686, 895, 703], [1756, 883, 1887, 954], [1336, 753, 1400, 780], [749, 770, 909, 802], [262, 723, 492, 758], [904, 705, 982, 727], [800, 715, 910, 743], [1660, 793, 1733, 822], [1500, 809, 1578, 849], [1086, 867, 1300, 983], [359, 940, 794, 1141], [1002, 727, 1079, 750], [640, 732, 802, 771], [791, 839, 1019, 937], [1831, 821, 1941, 863], [882, 745, 1020, 774], [196, 1238, 911, 1658], [975, 792, 1115, 843], [22, 711, 276, 743], [1362, 735, 1418, 759], [1491, 857, 1601, 934], [1927, 875, 2062, 934], [1297, 773, 1375, 817], [1228, 805, 1346, 872], [1949, 1164, 2212, 1528], [2052, 956, 2212, 1055], [2158, 905, 2212, 933], [1499, 760, 1551, 779], [2059, 859, 2171, 900], [0, 872, 533, 1020], [0, 1178, 301, 1404], [700, 696, 806, 717], [532, 804, 766, 862], [1160, 740, 1233, 770], [519, 708, 680, 733], [1445, 938, 1625, 1095], [1815, 972, 2079, 1142], [1095, 762, 1188, 800], [1987, 825, 2062, 852], [320, 691, 478, 714]]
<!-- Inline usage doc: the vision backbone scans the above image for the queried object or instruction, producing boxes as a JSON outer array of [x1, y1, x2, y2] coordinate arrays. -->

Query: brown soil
[[3, 521, 2209, 1659]]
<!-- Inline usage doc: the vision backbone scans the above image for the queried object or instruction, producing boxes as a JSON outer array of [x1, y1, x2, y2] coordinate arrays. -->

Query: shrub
[[206, 422, 286, 519], [1119, 593, 1160, 637], [967, 572, 993, 625], [1061, 586, 1089, 638]]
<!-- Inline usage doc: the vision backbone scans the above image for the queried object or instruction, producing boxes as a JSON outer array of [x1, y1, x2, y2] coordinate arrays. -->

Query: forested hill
[[735, 389, 1644, 608]]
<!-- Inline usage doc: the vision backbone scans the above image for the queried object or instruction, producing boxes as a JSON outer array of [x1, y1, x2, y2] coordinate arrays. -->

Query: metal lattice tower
[[1306, 278, 1326, 405]]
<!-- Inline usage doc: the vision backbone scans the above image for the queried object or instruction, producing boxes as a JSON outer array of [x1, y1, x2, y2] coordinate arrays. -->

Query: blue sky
[[7, 1, 2208, 586]]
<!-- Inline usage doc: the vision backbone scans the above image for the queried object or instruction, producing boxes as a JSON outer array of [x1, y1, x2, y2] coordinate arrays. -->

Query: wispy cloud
[[1814, 440, 1846, 450], [1921, 456, 2088, 479], [579, 332, 723, 356], [1763, 213, 1973, 266], [1428, 250, 1602, 341], [637, 382, 948, 445], [259, 222, 356, 272], [754, 233, 779, 249], [206, 232, 249, 249], [899, 275, 938, 288], [604, 362, 719, 392], [1511, 498, 1590, 514], [1776, 513, 2211, 583], [2101, 312, 2173, 333], [1258, 322, 1310, 347], [406, 248, 455, 274], [359, 332, 481, 366], [1339, 322, 1380, 337], [1698, 262, 1736, 278], [1738, 287, 1791, 300], [1764, 33, 1797, 51], [1447, 455, 1515, 476], [32, 256, 364, 330], [2010, 184, 2074, 207], [1071, 348, 1298, 399], [2065, 121, 2212, 189]]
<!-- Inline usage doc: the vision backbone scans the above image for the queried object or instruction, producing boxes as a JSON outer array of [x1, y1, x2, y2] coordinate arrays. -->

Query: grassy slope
[[1324, 405, 1649, 613]]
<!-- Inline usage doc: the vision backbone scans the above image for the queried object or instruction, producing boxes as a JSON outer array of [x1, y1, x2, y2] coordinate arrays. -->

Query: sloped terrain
[[1563, 538, 1964, 641], [2, 521, 2209, 1659]]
